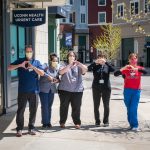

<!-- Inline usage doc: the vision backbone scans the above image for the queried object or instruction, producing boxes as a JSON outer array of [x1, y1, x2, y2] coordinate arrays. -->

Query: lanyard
[[97, 65, 104, 79]]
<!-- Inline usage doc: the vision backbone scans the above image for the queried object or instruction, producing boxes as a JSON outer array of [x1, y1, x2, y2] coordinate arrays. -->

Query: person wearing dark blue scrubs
[[8, 46, 44, 137]]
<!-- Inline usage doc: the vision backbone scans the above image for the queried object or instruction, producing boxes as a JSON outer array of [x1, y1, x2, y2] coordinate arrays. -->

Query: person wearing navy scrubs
[[8, 46, 44, 137]]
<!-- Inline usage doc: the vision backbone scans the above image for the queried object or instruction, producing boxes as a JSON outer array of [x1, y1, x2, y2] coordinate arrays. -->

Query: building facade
[[60, 0, 90, 63], [112, 0, 150, 66], [0, 0, 66, 115], [88, 0, 112, 58]]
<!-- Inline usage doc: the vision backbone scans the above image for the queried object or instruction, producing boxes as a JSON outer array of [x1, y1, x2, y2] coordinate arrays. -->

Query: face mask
[[51, 62, 58, 68], [26, 52, 33, 59], [130, 59, 138, 65]]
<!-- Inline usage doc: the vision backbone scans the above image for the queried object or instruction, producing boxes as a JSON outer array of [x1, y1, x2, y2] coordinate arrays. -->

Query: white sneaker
[[132, 127, 141, 132]]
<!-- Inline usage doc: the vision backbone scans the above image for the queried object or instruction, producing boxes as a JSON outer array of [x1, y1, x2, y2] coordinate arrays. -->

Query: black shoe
[[95, 122, 100, 126], [28, 129, 36, 135], [42, 124, 47, 128], [47, 124, 52, 128], [103, 123, 109, 127]]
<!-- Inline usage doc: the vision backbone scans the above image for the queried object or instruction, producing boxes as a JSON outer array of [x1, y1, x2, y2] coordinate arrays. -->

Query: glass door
[[0, 46, 2, 114]]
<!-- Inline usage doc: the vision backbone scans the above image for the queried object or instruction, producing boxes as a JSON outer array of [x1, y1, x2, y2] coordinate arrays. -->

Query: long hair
[[66, 51, 77, 63]]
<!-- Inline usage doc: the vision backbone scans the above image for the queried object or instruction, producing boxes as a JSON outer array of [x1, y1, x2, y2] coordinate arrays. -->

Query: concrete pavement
[[0, 72, 150, 150]]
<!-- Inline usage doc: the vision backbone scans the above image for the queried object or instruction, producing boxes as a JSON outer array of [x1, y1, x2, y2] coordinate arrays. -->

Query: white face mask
[[51, 62, 58, 68], [26, 52, 33, 59]]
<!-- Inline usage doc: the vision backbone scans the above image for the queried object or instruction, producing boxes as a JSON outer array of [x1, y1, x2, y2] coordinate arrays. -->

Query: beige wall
[[35, 7, 49, 64], [112, 0, 150, 66]]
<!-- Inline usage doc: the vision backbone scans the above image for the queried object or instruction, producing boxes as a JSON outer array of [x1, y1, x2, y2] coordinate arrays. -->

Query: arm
[[32, 66, 45, 76], [114, 70, 122, 76], [76, 62, 88, 75], [8, 60, 28, 71], [8, 64, 22, 71], [105, 62, 115, 72], [88, 62, 95, 71], [138, 68, 147, 74], [28, 63, 44, 76], [59, 64, 72, 75]]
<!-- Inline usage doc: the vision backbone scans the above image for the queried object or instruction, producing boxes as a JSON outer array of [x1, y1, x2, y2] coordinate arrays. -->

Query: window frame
[[130, 0, 140, 16], [69, 13, 73, 23], [98, 12, 106, 24], [81, 0, 85, 6], [144, 0, 150, 13], [69, 0, 74, 5], [98, 0, 106, 6], [117, 3, 124, 19], [80, 13, 86, 24]]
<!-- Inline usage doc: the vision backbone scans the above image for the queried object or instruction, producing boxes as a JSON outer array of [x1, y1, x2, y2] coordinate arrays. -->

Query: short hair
[[128, 53, 138, 60], [97, 53, 106, 59], [25, 45, 32, 49], [49, 53, 58, 61]]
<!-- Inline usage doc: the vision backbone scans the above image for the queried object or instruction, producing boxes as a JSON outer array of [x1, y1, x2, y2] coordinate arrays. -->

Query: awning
[[48, 6, 67, 18], [11, 0, 67, 6], [145, 42, 150, 48], [75, 28, 89, 34]]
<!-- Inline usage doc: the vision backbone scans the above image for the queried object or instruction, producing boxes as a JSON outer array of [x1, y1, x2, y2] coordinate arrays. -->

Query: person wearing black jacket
[[88, 54, 115, 127]]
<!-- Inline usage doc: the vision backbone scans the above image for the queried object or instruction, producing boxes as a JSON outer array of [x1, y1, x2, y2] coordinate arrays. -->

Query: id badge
[[28, 68, 33, 72], [99, 79, 104, 84]]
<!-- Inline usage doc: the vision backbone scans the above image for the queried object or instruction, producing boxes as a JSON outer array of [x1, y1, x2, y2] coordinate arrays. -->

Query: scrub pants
[[123, 88, 141, 128]]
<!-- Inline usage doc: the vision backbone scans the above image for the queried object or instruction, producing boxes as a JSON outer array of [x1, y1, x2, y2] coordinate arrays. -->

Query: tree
[[93, 24, 121, 60], [60, 47, 68, 61]]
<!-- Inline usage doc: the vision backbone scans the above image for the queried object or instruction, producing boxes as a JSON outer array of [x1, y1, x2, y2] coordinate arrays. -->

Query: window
[[145, 0, 150, 13], [98, 0, 106, 6], [98, 12, 106, 24], [81, 13, 86, 23], [81, 0, 85, 6], [69, 13, 73, 23], [70, 0, 73, 5], [62, 18, 66, 23], [130, 0, 139, 15], [117, 3, 124, 18]]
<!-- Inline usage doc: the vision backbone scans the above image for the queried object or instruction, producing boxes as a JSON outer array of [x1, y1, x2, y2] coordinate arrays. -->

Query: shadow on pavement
[[0, 112, 16, 140]]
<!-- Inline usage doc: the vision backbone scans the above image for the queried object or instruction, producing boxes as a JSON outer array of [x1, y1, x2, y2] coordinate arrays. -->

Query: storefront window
[[10, 25, 25, 78]]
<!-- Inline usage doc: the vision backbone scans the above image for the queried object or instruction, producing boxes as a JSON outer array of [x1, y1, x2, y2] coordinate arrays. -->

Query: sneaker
[[28, 129, 36, 135], [16, 130, 22, 137], [60, 123, 65, 128], [131, 127, 141, 132], [103, 123, 109, 127], [75, 124, 81, 129], [95, 122, 100, 126]]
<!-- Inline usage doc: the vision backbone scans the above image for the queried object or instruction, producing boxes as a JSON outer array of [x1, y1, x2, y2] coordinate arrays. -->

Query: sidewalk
[[0, 73, 150, 150]]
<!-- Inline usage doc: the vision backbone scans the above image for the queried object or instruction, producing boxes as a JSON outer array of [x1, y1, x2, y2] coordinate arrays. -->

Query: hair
[[25, 45, 32, 49], [66, 51, 77, 61], [97, 53, 106, 59], [49, 53, 58, 61], [128, 53, 138, 60]]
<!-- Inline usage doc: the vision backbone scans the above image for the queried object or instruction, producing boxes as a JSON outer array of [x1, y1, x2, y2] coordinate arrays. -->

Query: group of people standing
[[8, 46, 147, 137]]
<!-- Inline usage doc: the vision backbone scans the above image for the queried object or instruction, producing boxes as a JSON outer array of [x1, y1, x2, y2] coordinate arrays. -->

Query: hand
[[95, 58, 106, 65], [27, 63, 34, 69], [52, 78, 59, 83], [120, 65, 138, 71], [21, 61, 29, 69]]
